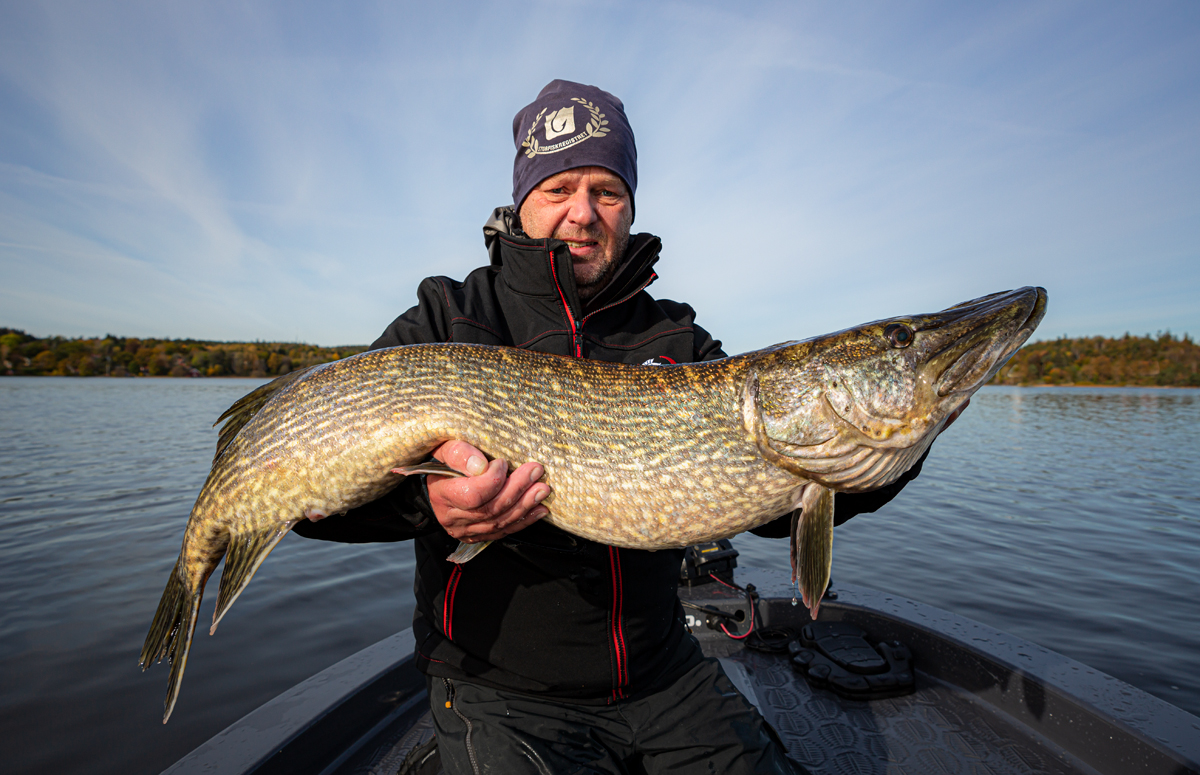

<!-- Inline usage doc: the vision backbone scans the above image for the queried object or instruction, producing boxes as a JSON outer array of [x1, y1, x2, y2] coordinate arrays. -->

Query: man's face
[[518, 166, 632, 302]]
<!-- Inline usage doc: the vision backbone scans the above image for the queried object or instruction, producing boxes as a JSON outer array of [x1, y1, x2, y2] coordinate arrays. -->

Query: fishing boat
[[162, 551, 1200, 775]]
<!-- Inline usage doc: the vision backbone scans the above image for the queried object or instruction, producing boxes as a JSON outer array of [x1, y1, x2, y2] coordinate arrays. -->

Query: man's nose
[[565, 189, 598, 226]]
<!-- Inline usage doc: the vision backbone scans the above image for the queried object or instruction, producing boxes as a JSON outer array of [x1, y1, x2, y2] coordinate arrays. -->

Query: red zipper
[[548, 247, 658, 360], [546, 248, 583, 357], [443, 565, 463, 640], [608, 546, 628, 700]]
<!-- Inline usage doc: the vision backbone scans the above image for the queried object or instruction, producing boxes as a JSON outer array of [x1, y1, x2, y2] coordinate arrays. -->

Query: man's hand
[[427, 440, 550, 543]]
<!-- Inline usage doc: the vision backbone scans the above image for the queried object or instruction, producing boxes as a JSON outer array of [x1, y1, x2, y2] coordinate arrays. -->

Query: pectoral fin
[[447, 540, 493, 563], [791, 483, 834, 620], [392, 461, 465, 478], [397, 463, 488, 563]]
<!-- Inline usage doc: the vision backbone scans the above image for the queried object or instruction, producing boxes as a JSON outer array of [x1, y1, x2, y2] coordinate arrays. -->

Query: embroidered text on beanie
[[511, 80, 637, 219]]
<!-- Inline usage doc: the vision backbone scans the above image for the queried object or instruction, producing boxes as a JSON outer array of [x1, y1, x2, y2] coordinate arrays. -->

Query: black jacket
[[294, 208, 923, 702]]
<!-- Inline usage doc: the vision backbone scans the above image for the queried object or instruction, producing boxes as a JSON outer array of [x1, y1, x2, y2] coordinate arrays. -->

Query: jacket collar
[[481, 206, 662, 315]]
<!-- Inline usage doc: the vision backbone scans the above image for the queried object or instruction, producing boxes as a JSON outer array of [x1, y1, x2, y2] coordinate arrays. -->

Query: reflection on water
[[0, 378, 414, 775], [1, 381, 1198, 775]]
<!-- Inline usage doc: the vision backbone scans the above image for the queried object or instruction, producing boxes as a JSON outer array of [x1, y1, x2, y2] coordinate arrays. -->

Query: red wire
[[709, 575, 755, 638], [711, 576, 743, 593], [720, 617, 755, 639]]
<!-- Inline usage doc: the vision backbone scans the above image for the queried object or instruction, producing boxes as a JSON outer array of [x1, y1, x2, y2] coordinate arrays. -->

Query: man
[[295, 80, 931, 774]]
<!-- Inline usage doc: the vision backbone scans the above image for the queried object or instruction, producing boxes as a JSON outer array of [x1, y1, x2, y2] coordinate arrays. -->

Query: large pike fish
[[141, 287, 1046, 721]]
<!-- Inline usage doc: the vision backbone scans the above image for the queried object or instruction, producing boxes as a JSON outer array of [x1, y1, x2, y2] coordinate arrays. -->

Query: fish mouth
[[922, 287, 1047, 397]]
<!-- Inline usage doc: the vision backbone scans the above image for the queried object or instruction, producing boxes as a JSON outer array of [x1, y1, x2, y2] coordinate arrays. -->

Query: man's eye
[[598, 189, 619, 198], [547, 187, 567, 194]]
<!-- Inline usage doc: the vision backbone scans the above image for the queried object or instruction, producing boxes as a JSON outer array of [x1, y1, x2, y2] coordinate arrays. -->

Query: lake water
[[0, 379, 1197, 775]]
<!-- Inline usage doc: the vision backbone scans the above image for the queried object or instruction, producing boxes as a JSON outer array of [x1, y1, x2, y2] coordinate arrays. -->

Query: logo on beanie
[[521, 98, 610, 158], [544, 106, 576, 139]]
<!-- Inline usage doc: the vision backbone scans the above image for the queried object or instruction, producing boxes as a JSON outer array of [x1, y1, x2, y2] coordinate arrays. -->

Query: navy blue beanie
[[512, 80, 637, 220]]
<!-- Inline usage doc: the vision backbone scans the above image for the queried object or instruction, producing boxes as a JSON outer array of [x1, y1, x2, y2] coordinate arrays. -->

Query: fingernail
[[530, 464, 544, 481], [466, 455, 486, 476], [532, 508, 548, 519], [533, 488, 548, 504]]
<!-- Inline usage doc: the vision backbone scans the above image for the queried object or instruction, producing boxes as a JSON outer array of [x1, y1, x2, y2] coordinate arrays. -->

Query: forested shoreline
[[2, 328, 1198, 386], [990, 332, 1199, 387], [0, 328, 366, 378]]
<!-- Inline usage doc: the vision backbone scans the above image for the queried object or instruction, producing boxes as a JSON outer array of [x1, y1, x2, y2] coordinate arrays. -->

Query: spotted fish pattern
[[141, 287, 1047, 722]]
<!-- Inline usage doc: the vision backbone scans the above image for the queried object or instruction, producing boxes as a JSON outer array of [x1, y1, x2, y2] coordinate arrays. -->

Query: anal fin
[[212, 521, 299, 634]]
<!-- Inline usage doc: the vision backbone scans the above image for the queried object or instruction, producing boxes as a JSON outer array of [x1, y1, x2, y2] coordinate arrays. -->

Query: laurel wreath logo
[[521, 108, 548, 158], [571, 97, 611, 139], [520, 98, 610, 158]]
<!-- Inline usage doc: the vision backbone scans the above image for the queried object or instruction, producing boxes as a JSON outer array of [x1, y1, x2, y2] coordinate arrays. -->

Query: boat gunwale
[[161, 629, 426, 775]]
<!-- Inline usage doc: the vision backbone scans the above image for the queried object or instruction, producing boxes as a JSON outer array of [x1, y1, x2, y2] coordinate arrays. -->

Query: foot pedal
[[788, 622, 914, 700]]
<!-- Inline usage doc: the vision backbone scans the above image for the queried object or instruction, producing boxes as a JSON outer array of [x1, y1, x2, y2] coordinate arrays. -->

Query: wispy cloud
[[1, 1, 1197, 350]]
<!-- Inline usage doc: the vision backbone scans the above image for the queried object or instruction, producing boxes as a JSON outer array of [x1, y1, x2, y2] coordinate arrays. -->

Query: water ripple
[[1, 380, 1197, 774]]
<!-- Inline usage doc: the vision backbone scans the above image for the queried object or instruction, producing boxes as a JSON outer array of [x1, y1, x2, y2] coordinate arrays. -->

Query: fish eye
[[884, 323, 914, 348]]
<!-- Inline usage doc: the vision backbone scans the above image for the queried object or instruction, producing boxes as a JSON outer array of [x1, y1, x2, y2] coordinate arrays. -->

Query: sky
[[1, 1, 1197, 354]]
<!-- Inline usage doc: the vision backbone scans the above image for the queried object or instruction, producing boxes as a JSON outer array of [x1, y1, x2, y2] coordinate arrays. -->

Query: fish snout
[[924, 287, 1047, 396]]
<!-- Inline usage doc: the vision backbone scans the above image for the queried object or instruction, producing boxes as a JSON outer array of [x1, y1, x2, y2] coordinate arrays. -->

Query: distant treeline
[[991, 332, 1199, 387], [3, 328, 1198, 386], [0, 328, 366, 378]]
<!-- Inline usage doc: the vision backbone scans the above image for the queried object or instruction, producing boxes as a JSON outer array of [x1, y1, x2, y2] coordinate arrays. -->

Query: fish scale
[[141, 286, 1047, 722], [213, 345, 796, 548]]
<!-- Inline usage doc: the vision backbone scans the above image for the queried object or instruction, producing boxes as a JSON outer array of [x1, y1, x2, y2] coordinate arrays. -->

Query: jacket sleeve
[[747, 447, 931, 538], [292, 277, 454, 544], [694, 320, 727, 362], [372, 276, 457, 348], [292, 475, 439, 542]]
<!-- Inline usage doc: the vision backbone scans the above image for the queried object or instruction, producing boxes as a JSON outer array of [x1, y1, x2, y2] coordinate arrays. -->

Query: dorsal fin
[[212, 365, 318, 462]]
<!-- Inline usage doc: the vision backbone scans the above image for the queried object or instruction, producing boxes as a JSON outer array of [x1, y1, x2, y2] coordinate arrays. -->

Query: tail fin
[[211, 522, 297, 634], [139, 558, 202, 723]]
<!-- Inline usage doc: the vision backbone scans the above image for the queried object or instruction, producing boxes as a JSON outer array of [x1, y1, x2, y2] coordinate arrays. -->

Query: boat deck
[[163, 569, 1200, 775], [721, 648, 1093, 775]]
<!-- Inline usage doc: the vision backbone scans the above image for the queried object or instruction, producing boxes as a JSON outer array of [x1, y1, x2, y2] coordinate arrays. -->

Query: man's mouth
[[563, 239, 600, 258]]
